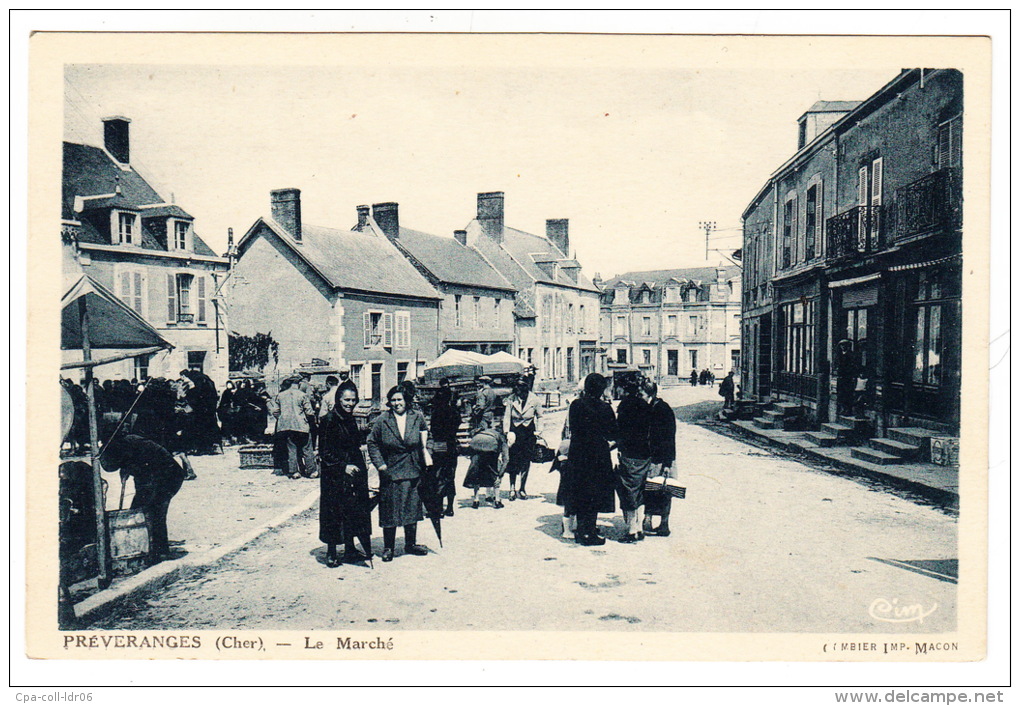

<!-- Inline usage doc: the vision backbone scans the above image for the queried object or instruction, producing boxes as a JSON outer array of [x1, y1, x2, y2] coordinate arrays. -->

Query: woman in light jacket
[[367, 386, 432, 562]]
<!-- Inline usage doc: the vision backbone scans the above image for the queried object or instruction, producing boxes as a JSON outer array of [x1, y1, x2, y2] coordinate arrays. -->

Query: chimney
[[546, 219, 569, 256], [716, 267, 727, 283], [102, 116, 131, 164], [453, 229, 468, 246], [477, 191, 504, 243], [372, 202, 399, 239], [270, 188, 302, 242], [355, 205, 371, 231]]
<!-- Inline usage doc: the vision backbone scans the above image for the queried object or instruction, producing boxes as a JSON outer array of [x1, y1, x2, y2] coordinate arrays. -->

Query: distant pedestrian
[[643, 380, 677, 537], [318, 381, 373, 568], [559, 373, 618, 546], [690, 370, 698, 387], [218, 381, 238, 445], [367, 386, 432, 563], [719, 371, 736, 410]]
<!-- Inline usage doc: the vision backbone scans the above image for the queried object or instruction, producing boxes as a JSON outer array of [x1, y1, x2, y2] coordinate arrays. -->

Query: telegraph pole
[[699, 220, 717, 261]]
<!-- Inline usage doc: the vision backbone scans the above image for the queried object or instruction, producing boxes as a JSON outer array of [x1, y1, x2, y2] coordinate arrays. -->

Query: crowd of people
[[313, 368, 683, 568], [690, 368, 717, 386]]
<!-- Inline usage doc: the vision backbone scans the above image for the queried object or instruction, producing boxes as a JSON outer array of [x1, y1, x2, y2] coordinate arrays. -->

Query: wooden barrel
[[107, 509, 150, 575]]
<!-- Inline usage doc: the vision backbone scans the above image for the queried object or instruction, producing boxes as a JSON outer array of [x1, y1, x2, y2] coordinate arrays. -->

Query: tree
[[228, 332, 279, 373]]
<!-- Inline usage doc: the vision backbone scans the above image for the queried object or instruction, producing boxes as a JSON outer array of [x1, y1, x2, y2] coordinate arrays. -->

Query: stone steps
[[887, 426, 942, 447], [869, 437, 922, 461], [801, 431, 841, 447], [851, 447, 901, 465]]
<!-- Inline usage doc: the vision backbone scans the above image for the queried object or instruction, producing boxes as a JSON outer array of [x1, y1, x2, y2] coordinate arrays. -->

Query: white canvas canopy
[[422, 348, 489, 379], [481, 350, 531, 375]]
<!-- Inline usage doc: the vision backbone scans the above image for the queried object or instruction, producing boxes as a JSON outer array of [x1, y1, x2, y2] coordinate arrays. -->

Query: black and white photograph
[[17, 17, 1003, 687]]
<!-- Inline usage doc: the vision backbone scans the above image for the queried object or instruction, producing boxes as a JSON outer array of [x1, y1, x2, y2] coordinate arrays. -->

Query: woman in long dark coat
[[560, 373, 618, 546], [429, 385, 461, 517], [367, 386, 432, 562], [318, 382, 373, 567]]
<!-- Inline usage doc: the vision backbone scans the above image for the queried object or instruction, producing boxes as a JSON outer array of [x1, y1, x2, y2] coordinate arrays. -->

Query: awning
[[887, 254, 962, 272], [422, 348, 488, 379], [61, 273, 174, 352], [481, 351, 531, 375], [828, 273, 882, 289]]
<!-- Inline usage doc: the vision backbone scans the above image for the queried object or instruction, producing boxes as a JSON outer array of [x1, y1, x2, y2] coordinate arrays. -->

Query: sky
[[64, 60, 895, 279]]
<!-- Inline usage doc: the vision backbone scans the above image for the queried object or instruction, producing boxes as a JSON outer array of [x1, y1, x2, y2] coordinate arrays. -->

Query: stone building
[[598, 267, 742, 385], [225, 189, 441, 406], [354, 202, 517, 356], [462, 192, 602, 390], [61, 117, 230, 387], [741, 68, 963, 456]]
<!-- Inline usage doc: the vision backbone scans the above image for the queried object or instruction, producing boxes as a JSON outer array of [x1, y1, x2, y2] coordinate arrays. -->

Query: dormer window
[[173, 220, 189, 250], [116, 211, 138, 245]]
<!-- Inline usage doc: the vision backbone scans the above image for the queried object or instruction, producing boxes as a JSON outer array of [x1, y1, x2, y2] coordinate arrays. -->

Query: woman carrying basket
[[642, 379, 677, 537]]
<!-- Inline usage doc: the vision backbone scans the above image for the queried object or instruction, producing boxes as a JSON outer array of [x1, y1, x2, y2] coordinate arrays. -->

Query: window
[[798, 120, 807, 150], [667, 349, 679, 376], [566, 347, 575, 382], [473, 297, 481, 327], [187, 351, 206, 373], [527, 348, 534, 365], [731, 349, 740, 372], [174, 221, 189, 250], [782, 198, 795, 268], [543, 348, 551, 378], [686, 287, 698, 303], [396, 361, 409, 385], [370, 363, 383, 405], [175, 273, 193, 322], [805, 184, 818, 261], [845, 307, 870, 370], [641, 316, 651, 337], [642, 349, 652, 365], [937, 116, 962, 170], [857, 158, 883, 250], [578, 304, 586, 333], [363, 311, 393, 348], [117, 211, 138, 245], [134, 354, 151, 381], [567, 303, 575, 332], [454, 295, 462, 327], [666, 315, 678, 337], [616, 348, 628, 365], [689, 315, 700, 335], [778, 299, 817, 375], [910, 272, 950, 387], [118, 269, 145, 316], [615, 315, 627, 338], [689, 349, 698, 370], [555, 348, 562, 378], [350, 364, 363, 396], [541, 295, 553, 332], [493, 298, 501, 327], [395, 311, 410, 349]]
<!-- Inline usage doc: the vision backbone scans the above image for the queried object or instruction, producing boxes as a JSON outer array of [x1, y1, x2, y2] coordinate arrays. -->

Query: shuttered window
[[196, 275, 207, 323], [118, 269, 144, 315], [166, 273, 177, 323], [938, 116, 962, 170], [395, 311, 410, 349], [382, 313, 393, 347]]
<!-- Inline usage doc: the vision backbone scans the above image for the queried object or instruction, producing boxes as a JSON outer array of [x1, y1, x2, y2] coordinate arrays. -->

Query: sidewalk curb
[[719, 420, 959, 510], [73, 488, 321, 624]]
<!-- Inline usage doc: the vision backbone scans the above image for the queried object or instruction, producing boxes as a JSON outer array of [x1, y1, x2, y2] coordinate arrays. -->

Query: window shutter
[[363, 312, 371, 348], [383, 313, 393, 347], [871, 158, 883, 205], [396, 312, 410, 348], [197, 276, 207, 322], [120, 271, 132, 305], [857, 166, 868, 206], [133, 271, 143, 314], [166, 273, 177, 322], [950, 117, 962, 169]]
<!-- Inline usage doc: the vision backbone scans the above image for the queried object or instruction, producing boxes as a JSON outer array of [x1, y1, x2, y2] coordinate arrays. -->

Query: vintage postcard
[[24, 29, 992, 666]]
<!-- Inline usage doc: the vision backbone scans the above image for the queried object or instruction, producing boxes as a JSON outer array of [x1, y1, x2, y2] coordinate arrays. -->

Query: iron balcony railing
[[774, 371, 818, 401], [826, 205, 884, 261], [895, 168, 961, 240]]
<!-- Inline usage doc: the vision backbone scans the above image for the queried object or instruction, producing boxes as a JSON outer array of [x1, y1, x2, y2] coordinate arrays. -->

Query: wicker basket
[[239, 444, 275, 469]]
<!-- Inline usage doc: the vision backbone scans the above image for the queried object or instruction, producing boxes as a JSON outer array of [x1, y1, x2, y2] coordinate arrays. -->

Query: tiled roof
[[465, 220, 600, 294], [804, 100, 862, 114], [62, 142, 218, 258], [393, 227, 515, 292], [249, 219, 441, 301], [604, 266, 741, 288]]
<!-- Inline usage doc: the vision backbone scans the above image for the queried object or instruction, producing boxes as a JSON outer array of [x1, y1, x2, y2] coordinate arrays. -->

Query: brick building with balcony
[[740, 69, 963, 457], [61, 117, 231, 387]]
